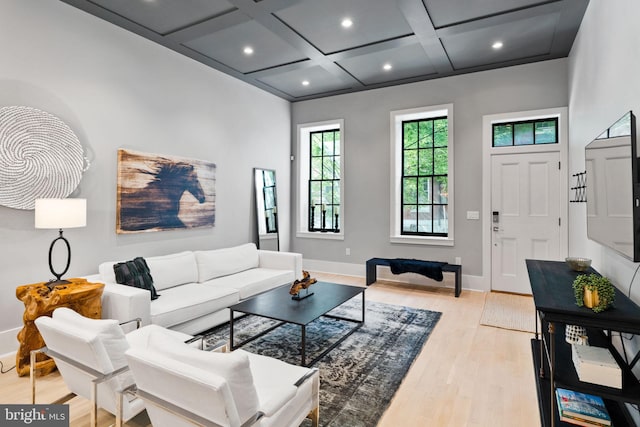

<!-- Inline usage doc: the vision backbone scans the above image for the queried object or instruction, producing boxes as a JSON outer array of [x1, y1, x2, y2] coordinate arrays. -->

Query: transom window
[[308, 129, 341, 232], [492, 117, 558, 147], [401, 117, 448, 236]]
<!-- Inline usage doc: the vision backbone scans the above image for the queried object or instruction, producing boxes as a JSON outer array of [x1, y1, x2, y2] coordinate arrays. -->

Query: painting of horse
[[117, 149, 216, 233]]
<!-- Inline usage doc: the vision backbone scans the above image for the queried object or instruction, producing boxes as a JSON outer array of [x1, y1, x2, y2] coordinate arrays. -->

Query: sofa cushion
[[195, 243, 260, 283], [98, 251, 197, 291], [150, 283, 239, 329], [203, 268, 294, 300], [145, 251, 198, 291], [113, 257, 160, 300], [147, 332, 259, 425]]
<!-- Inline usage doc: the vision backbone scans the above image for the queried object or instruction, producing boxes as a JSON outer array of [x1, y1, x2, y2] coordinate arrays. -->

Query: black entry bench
[[366, 258, 462, 297]]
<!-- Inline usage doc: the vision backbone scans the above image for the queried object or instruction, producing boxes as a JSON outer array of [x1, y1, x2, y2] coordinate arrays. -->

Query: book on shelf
[[555, 388, 611, 426]]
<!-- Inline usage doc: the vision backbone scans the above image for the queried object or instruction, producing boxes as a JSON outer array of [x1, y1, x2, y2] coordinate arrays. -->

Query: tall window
[[309, 129, 341, 232], [401, 117, 448, 236], [391, 104, 453, 245], [297, 120, 344, 240]]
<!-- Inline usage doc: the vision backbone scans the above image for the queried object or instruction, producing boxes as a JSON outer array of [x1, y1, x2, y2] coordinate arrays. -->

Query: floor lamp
[[35, 198, 87, 289]]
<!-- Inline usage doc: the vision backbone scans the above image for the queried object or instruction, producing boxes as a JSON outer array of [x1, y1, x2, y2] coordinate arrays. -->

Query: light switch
[[466, 211, 480, 220]]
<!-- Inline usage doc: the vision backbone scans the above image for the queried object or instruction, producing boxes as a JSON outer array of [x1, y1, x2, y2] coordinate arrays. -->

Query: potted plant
[[572, 274, 615, 313]]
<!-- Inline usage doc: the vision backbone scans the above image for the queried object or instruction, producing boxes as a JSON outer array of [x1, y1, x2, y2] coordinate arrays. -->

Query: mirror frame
[[254, 168, 279, 251]]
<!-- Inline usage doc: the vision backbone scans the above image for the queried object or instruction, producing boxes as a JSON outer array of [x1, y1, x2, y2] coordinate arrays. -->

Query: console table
[[526, 259, 640, 426], [15, 278, 104, 377], [366, 258, 462, 297]]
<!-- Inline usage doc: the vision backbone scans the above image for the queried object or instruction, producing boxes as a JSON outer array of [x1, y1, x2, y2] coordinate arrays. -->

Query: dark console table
[[526, 259, 640, 427], [366, 258, 462, 297]]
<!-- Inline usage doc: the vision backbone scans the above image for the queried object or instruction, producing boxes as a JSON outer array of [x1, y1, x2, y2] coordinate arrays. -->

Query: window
[[297, 120, 344, 240], [308, 129, 340, 232], [401, 117, 448, 236], [492, 118, 558, 147], [391, 104, 454, 245]]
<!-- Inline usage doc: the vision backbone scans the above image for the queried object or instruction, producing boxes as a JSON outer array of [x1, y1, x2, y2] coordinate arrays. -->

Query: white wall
[[568, 1, 640, 421], [0, 0, 291, 355], [291, 59, 569, 282]]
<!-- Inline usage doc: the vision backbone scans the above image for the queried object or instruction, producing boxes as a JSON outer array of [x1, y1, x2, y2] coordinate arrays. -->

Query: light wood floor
[[0, 273, 541, 427]]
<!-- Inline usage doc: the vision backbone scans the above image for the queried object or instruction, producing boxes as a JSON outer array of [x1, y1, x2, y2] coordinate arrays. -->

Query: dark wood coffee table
[[229, 281, 365, 366]]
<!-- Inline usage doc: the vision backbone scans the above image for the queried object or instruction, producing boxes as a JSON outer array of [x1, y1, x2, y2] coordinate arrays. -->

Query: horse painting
[[117, 149, 216, 233]]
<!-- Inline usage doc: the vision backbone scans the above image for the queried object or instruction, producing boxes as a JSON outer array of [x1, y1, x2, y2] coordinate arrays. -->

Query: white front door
[[491, 152, 562, 294]]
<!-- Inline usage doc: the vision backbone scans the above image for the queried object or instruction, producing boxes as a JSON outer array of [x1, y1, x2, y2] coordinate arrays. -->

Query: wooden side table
[[15, 278, 105, 377]]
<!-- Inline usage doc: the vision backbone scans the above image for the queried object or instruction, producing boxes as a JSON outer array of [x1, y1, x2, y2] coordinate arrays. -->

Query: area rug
[[479, 292, 536, 333], [204, 297, 441, 427]]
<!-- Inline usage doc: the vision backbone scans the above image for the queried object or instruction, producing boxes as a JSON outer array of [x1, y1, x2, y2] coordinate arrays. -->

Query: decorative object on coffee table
[[15, 278, 104, 377], [290, 270, 317, 300], [572, 273, 615, 313]]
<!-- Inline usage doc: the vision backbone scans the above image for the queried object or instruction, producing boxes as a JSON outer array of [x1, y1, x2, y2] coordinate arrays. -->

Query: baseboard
[[0, 326, 20, 359], [302, 258, 486, 292]]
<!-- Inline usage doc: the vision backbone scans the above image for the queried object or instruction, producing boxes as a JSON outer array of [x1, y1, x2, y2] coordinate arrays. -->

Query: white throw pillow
[[145, 251, 198, 291], [195, 243, 260, 283], [147, 330, 259, 423]]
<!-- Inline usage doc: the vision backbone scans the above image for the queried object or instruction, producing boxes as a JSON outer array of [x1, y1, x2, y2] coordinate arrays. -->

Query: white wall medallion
[[0, 106, 85, 210]]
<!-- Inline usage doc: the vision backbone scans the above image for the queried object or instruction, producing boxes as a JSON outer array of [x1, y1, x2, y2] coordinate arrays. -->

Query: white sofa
[[86, 243, 302, 335]]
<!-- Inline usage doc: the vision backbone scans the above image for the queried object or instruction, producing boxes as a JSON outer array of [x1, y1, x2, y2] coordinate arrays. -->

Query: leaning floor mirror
[[254, 168, 279, 251]]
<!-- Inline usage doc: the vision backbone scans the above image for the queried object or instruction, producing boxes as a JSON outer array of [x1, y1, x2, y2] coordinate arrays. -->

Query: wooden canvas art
[[117, 149, 216, 233]]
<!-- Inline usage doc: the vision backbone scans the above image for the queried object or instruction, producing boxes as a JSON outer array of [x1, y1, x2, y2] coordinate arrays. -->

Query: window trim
[[297, 119, 345, 240], [390, 104, 454, 246]]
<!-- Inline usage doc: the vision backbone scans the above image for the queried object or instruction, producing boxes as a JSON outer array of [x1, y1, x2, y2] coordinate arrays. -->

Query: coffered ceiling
[[60, 0, 589, 101]]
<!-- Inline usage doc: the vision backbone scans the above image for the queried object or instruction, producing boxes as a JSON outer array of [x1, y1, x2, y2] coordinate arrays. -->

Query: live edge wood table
[[15, 278, 105, 377], [526, 259, 640, 427]]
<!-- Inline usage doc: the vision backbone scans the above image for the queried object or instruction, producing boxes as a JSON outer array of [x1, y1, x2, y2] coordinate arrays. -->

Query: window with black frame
[[308, 129, 340, 232], [492, 117, 558, 147], [401, 117, 448, 236]]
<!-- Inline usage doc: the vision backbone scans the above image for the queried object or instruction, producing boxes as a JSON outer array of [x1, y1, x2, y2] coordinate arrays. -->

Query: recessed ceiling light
[[383, 63, 393, 71], [243, 46, 254, 55], [492, 41, 503, 49], [341, 18, 353, 28], [302, 80, 310, 86]]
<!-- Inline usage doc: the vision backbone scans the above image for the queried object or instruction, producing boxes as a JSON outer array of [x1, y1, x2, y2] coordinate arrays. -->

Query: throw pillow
[[113, 257, 160, 300]]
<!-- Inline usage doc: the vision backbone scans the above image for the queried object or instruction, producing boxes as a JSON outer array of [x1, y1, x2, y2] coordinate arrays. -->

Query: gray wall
[[567, 0, 640, 406], [291, 59, 569, 277], [0, 0, 291, 353]]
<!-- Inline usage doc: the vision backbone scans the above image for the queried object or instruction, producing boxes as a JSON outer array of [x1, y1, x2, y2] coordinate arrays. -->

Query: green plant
[[572, 274, 615, 313]]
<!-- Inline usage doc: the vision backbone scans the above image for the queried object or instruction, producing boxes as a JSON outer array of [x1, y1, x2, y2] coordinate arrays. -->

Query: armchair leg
[[91, 382, 98, 427], [308, 407, 319, 427]]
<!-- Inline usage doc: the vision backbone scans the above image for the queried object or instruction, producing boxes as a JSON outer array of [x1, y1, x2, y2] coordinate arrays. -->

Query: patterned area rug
[[480, 292, 536, 333], [204, 297, 441, 427]]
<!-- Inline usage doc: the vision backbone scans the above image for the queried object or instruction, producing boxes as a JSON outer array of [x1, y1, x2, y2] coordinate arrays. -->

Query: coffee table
[[229, 282, 365, 366]]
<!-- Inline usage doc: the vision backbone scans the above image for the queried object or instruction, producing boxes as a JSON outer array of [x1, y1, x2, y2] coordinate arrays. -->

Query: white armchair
[[124, 328, 320, 427], [33, 308, 193, 427]]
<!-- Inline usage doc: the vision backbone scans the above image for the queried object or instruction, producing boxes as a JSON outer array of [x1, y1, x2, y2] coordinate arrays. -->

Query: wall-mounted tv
[[585, 111, 639, 261]]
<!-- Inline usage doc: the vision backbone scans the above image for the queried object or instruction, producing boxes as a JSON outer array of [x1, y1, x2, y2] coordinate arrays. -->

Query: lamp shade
[[35, 198, 87, 229]]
